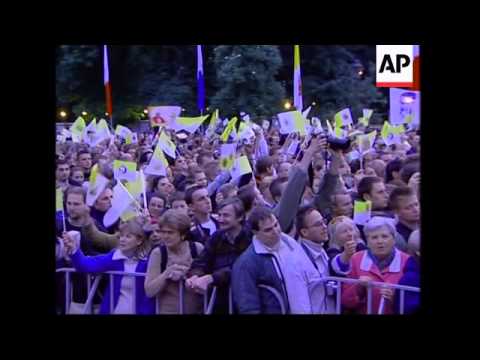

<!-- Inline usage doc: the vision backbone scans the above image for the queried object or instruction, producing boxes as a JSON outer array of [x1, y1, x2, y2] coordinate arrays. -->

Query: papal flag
[[144, 141, 169, 176], [293, 45, 303, 111], [86, 164, 110, 206]]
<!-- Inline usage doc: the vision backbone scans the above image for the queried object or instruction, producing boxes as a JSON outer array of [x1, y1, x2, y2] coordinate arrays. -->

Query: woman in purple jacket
[[62, 216, 155, 315]]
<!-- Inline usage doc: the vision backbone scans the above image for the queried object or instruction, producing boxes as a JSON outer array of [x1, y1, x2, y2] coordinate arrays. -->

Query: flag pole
[[140, 169, 150, 216], [62, 209, 67, 233]]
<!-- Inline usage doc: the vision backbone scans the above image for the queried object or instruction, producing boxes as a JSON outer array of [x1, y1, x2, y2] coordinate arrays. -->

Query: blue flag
[[197, 45, 205, 113]]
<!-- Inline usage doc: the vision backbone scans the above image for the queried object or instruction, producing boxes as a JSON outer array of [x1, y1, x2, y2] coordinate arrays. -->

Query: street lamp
[[60, 111, 67, 118], [82, 111, 88, 116], [105, 112, 109, 116], [284, 101, 292, 110], [143, 109, 149, 114], [312, 102, 316, 106]]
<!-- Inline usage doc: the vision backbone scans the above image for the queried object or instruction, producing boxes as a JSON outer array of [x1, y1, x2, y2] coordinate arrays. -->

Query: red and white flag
[[104, 45, 113, 116]]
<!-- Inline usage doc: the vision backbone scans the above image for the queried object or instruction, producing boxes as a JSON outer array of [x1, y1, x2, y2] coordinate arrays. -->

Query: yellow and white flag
[[293, 45, 303, 111], [158, 131, 177, 159], [358, 130, 377, 155], [230, 155, 252, 180], [113, 160, 137, 182], [104, 182, 141, 227], [56, 187, 64, 212], [144, 141, 169, 176], [206, 109, 219, 137], [86, 164, 110, 206], [220, 143, 236, 170], [334, 108, 353, 127], [277, 110, 307, 136], [220, 117, 238, 143], [115, 125, 133, 141], [171, 115, 209, 133], [353, 200, 372, 225], [70, 117, 86, 143]]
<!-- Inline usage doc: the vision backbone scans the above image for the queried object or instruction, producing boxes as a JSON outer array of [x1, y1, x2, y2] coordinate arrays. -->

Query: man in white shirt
[[296, 205, 344, 313]]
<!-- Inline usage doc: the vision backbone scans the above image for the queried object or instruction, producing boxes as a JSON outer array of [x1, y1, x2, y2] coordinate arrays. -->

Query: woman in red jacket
[[341, 217, 411, 314]]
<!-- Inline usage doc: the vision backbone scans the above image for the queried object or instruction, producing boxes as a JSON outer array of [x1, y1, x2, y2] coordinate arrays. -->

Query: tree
[[56, 45, 102, 120], [278, 45, 387, 125], [56, 45, 386, 126], [210, 45, 286, 120]]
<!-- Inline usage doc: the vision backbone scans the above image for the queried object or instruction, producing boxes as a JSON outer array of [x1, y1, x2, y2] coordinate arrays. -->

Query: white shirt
[[201, 218, 217, 236], [299, 238, 336, 314], [253, 234, 321, 314], [299, 238, 330, 276], [112, 250, 139, 315]]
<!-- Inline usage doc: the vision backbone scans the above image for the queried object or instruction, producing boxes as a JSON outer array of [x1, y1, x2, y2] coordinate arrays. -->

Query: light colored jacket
[[252, 233, 324, 314], [298, 238, 336, 314]]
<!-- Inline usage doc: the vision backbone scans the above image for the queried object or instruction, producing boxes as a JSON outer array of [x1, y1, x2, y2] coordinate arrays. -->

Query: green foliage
[[279, 45, 387, 124], [210, 45, 285, 119], [56, 45, 387, 125]]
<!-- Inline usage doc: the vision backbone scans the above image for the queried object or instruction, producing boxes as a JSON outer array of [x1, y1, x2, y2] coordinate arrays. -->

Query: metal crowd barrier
[[308, 276, 420, 314], [56, 268, 217, 315], [257, 285, 287, 314], [56, 269, 420, 315]]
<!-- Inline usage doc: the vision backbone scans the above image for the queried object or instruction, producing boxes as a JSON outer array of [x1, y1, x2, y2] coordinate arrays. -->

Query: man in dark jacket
[[186, 198, 251, 314], [231, 206, 322, 314], [185, 185, 219, 244], [56, 186, 110, 314], [77, 150, 93, 179]]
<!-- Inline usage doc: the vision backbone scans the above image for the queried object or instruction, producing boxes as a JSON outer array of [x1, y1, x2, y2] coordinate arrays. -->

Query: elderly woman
[[341, 217, 411, 314], [326, 216, 367, 277], [144, 209, 204, 314]]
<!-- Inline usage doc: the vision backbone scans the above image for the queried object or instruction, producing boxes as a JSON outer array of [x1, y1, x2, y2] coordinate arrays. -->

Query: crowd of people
[[55, 116, 421, 315]]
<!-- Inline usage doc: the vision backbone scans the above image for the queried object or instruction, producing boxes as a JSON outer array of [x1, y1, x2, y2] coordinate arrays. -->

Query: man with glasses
[[295, 205, 336, 313]]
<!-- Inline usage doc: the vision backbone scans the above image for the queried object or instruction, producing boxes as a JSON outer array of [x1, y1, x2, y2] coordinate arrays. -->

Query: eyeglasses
[[307, 220, 327, 228]]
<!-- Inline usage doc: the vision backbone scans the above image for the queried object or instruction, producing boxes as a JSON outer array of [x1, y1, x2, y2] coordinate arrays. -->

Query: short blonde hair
[[328, 216, 361, 249], [119, 216, 149, 258], [158, 209, 191, 238]]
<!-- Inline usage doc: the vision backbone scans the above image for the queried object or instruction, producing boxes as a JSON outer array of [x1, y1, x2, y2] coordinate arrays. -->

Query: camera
[[327, 136, 351, 152]]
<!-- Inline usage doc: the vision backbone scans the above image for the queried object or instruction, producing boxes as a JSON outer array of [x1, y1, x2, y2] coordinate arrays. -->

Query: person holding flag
[[56, 186, 113, 314], [62, 216, 155, 314]]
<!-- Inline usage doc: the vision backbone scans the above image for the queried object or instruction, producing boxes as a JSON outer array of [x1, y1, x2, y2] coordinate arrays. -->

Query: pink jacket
[[341, 249, 411, 314]]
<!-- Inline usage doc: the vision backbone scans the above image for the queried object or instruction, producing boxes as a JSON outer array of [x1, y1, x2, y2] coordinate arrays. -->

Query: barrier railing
[[57, 269, 419, 315], [257, 284, 287, 314], [56, 268, 217, 315], [308, 276, 420, 314]]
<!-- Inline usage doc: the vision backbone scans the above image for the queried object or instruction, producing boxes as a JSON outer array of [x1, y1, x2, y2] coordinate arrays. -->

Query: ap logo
[[376, 45, 415, 88]]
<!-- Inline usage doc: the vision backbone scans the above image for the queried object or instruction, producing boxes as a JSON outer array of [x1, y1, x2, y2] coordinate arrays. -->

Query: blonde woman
[[62, 216, 155, 314], [327, 216, 367, 277], [145, 209, 204, 314]]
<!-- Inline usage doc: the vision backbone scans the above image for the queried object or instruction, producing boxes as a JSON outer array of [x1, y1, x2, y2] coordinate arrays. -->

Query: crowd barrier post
[[257, 284, 287, 314]]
